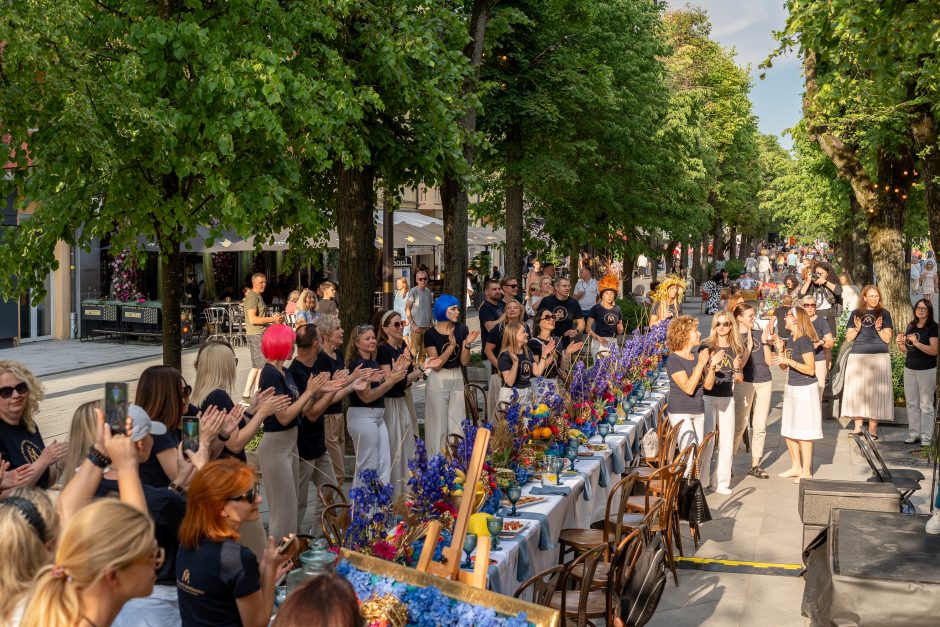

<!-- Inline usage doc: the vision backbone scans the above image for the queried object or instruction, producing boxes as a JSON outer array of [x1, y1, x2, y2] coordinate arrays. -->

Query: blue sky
[[665, 0, 802, 150]]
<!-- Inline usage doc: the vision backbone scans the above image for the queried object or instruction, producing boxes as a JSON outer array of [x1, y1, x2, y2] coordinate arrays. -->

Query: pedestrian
[[801, 296, 834, 396], [315, 316, 351, 490], [241, 273, 284, 404], [839, 273, 859, 314], [920, 260, 938, 307], [525, 258, 542, 295], [376, 310, 429, 498], [423, 295, 479, 453], [288, 325, 343, 535], [649, 277, 684, 326], [782, 274, 801, 300], [284, 290, 300, 316], [497, 321, 544, 405], [665, 316, 720, 476], [536, 277, 585, 348], [0, 360, 66, 490], [345, 323, 408, 488], [757, 249, 772, 283], [843, 285, 894, 439], [911, 260, 923, 298], [701, 311, 743, 494], [405, 270, 434, 363], [732, 303, 773, 479], [256, 324, 316, 541], [786, 248, 799, 276], [316, 281, 339, 317], [745, 253, 758, 277], [135, 365, 188, 488], [573, 266, 599, 318], [477, 278, 506, 360], [393, 277, 410, 340], [799, 262, 841, 354], [773, 307, 822, 482], [776, 250, 787, 281], [898, 299, 938, 445], [176, 460, 292, 627], [20, 500, 159, 627], [587, 285, 623, 357], [294, 289, 319, 327], [0, 487, 59, 625]]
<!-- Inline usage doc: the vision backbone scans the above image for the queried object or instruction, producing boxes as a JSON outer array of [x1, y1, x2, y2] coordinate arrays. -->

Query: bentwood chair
[[464, 383, 488, 426], [317, 482, 348, 509], [550, 543, 608, 627], [558, 473, 640, 567], [321, 503, 351, 548], [513, 565, 566, 607]]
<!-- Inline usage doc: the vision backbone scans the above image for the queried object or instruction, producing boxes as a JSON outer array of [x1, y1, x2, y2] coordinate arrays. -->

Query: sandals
[[748, 466, 769, 479], [848, 431, 863, 438]]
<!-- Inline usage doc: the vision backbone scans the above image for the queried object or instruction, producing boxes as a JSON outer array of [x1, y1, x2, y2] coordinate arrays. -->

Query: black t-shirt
[[904, 323, 939, 370], [850, 309, 892, 354], [288, 359, 326, 460], [810, 317, 831, 362], [348, 357, 383, 409], [258, 363, 299, 431], [315, 349, 345, 415], [139, 429, 180, 488], [377, 343, 412, 398], [528, 336, 561, 379], [536, 295, 584, 338], [96, 478, 185, 586], [200, 389, 247, 462], [741, 329, 772, 384], [666, 353, 704, 414], [486, 323, 529, 357], [176, 538, 261, 627], [588, 304, 622, 338], [786, 335, 818, 386], [424, 324, 469, 369], [773, 306, 791, 340], [700, 343, 734, 397], [497, 349, 534, 389], [0, 421, 50, 488], [478, 300, 504, 348]]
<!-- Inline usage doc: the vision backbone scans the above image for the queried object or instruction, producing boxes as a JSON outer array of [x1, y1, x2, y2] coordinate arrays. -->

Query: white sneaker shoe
[[922, 436, 931, 447], [926, 510, 940, 534], [904, 433, 920, 444], [714, 487, 732, 495]]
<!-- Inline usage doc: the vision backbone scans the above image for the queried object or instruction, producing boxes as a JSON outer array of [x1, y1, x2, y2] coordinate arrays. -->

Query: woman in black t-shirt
[[177, 460, 292, 627], [0, 361, 65, 490], [528, 310, 584, 391], [841, 285, 894, 438], [496, 321, 547, 405], [700, 311, 744, 494], [587, 287, 624, 358], [897, 298, 939, 445], [345, 324, 408, 489], [484, 300, 526, 419], [731, 303, 774, 479], [773, 307, 821, 482], [423, 295, 480, 454], [135, 365, 188, 488]]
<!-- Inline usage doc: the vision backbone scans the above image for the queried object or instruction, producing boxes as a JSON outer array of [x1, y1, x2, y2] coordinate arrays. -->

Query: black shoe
[[748, 466, 769, 479]]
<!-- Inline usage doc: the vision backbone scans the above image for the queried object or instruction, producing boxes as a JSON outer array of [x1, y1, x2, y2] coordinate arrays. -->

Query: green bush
[[723, 259, 746, 278], [244, 428, 263, 453], [616, 297, 649, 330]]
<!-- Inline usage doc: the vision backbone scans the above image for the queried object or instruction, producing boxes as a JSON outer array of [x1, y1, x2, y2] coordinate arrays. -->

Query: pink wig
[[261, 324, 295, 361]]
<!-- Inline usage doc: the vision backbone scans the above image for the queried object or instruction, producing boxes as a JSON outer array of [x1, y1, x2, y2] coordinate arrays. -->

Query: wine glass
[[565, 443, 579, 471], [506, 484, 522, 517], [552, 457, 566, 485], [487, 517, 502, 551], [598, 422, 610, 444], [462, 533, 478, 568], [606, 408, 618, 428]]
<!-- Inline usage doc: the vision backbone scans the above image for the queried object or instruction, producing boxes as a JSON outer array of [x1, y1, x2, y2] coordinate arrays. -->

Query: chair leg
[[672, 511, 684, 558], [661, 528, 679, 586]]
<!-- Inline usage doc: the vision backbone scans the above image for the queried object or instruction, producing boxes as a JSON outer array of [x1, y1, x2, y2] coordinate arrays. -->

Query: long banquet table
[[477, 375, 670, 597]]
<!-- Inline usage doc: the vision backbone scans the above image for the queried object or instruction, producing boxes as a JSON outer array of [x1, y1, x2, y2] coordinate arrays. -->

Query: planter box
[[81, 303, 118, 322], [121, 305, 160, 325]]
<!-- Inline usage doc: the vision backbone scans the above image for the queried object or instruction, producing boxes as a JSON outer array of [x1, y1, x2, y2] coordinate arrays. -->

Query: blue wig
[[433, 294, 460, 322]]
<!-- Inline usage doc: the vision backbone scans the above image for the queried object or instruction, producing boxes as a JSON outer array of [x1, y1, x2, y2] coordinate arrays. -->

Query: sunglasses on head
[[182, 384, 192, 397], [0, 382, 29, 399], [356, 324, 374, 332], [230, 484, 261, 503]]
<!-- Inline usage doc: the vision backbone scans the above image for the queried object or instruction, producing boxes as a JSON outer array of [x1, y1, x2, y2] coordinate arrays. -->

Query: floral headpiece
[[598, 273, 619, 295], [651, 275, 687, 304]]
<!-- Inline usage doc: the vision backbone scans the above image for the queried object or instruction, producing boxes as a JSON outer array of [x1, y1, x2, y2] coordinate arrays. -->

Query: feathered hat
[[598, 272, 620, 296], [651, 274, 687, 304]]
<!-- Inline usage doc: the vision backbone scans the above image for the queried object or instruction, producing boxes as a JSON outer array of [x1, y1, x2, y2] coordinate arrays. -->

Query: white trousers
[[384, 396, 416, 501], [424, 368, 465, 454], [347, 407, 391, 489], [815, 360, 828, 397], [904, 367, 937, 440], [296, 454, 337, 536], [498, 386, 532, 406], [668, 412, 706, 479], [705, 395, 734, 490], [733, 380, 772, 463]]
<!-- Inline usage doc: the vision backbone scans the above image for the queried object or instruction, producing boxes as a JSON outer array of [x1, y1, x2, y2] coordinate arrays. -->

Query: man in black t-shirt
[[536, 276, 584, 346], [477, 279, 505, 360]]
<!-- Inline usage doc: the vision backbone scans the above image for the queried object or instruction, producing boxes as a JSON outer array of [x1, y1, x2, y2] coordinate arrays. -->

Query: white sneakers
[[904, 433, 920, 444], [926, 510, 940, 535], [714, 487, 732, 495]]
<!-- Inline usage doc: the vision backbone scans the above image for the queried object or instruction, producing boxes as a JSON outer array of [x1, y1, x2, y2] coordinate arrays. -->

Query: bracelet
[[168, 482, 185, 494], [733, 368, 741, 373], [87, 447, 111, 469], [243, 410, 255, 420], [217, 432, 230, 442]]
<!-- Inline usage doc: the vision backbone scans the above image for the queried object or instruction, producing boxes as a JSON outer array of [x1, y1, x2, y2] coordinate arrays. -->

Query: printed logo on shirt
[[603, 313, 618, 326], [21, 440, 41, 464], [553, 306, 568, 322], [861, 313, 876, 328], [180, 569, 191, 585], [520, 361, 532, 377]]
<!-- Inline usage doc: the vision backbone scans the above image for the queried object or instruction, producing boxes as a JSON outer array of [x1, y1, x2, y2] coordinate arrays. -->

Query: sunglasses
[[504, 283, 518, 288], [716, 322, 733, 328], [387, 321, 405, 328], [416, 276, 428, 281], [0, 382, 29, 399], [182, 385, 192, 397], [916, 306, 928, 311], [230, 484, 261, 503], [803, 303, 816, 308]]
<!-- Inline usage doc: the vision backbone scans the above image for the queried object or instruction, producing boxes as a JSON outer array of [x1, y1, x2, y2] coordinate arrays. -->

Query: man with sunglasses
[[801, 296, 834, 394], [405, 271, 434, 363], [477, 279, 505, 363], [536, 277, 584, 348]]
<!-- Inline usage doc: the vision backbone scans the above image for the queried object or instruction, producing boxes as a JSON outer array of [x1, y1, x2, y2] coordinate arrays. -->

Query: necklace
[[81, 615, 101, 627]]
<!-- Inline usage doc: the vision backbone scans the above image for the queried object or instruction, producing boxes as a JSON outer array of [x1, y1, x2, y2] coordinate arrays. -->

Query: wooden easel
[[416, 428, 491, 589]]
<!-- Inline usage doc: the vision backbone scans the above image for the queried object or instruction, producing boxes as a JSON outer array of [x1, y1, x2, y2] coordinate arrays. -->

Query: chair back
[[659, 461, 689, 527], [607, 528, 645, 623], [445, 433, 465, 460], [656, 422, 681, 467], [317, 482, 348, 509], [691, 431, 717, 480], [513, 564, 565, 607], [560, 543, 608, 627], [464, 383, 488, 426], [321, 503, 351, 547], [604, 472, 640, 546]]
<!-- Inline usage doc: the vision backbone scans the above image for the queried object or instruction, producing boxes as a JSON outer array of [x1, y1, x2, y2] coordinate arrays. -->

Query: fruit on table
[[468, 512, 493, 537]]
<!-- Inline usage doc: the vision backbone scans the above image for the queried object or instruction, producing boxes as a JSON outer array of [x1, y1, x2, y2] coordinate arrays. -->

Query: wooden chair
[[632, 422, 680, 484], [464, 383, 488, 426], [549, 543, 608, 627], [604, 528, 646, 626], [513, 565, 566, 607], [445, 433, 465, 460], [316, 482, 347, 509], [321, 503, 350, 547], [558, 472, 640, 567], [687, 431, 716, 549]]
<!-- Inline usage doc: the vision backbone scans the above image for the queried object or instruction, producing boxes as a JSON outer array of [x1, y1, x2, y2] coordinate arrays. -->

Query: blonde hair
[[288, 290, 301, 303], [59, 401, 100, 487], [0, 360, 44, 433], [789, 307, 819, 343], [504, 300, 523, 322], [191, 341, 237, 407], [702, 311, 744, 358], [0, 488, 59, 623], [296, 288, 318, 314], [499, 321, 529, 357], [21, 500, 155, 627], [345, 324, 375, 364]]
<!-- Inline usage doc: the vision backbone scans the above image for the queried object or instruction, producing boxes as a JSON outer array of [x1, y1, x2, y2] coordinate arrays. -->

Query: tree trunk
[[727, 224, 737, 259], [692, 236, 703, 283], [160, 247, 184, 370], [848, 199, 874, 285], [441, 0, 499, 308], [337, 163, 377, 335], [568, 240, 578, 282], [504, 129, 524, 282], [622, 252, 636, 296]]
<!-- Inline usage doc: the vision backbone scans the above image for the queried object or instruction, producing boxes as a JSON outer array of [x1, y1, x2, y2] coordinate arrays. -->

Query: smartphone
[[276, 533, 296, 555], [181, 416, 199, 453], [104, 382, 128, 436]]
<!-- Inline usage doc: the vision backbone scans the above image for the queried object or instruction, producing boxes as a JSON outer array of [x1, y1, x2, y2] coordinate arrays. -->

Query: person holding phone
[[731, 304, 773, 479], [700, 311, 743, 494], [176, 459, 293, 627], [842, 285, 895, 438], [0, 360, 66, 492], [897, 299, 939, 446]]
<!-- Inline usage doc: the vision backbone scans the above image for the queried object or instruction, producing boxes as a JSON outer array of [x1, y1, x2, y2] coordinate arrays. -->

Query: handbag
[[677, 476, 712, 525], [641, 430, 659, 458], [620, 529, 667, 627]]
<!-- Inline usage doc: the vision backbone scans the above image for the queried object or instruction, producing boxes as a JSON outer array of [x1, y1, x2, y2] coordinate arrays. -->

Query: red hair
[[178, 459, 256, 549], [262, 324, 295, 361]]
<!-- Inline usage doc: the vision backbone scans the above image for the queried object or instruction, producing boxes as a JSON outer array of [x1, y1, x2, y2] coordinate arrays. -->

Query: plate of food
[[587, 443, 608, 452], [501, 495, 547, 509], [500, 519, 529, 537], [577, 450, 594, 457]]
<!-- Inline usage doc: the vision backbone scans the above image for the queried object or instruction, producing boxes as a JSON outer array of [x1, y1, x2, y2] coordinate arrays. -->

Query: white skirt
[[840, 352, 894, 421], [781, 384, 823, 440]]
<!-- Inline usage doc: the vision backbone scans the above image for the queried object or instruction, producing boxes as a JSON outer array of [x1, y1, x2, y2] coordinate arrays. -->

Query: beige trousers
[[733, 380, 773, 464], [323, 412, 346, 489], [296, 454, 338, 537], [424, 368, 465, 454], [257, 427, 300, 541]]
